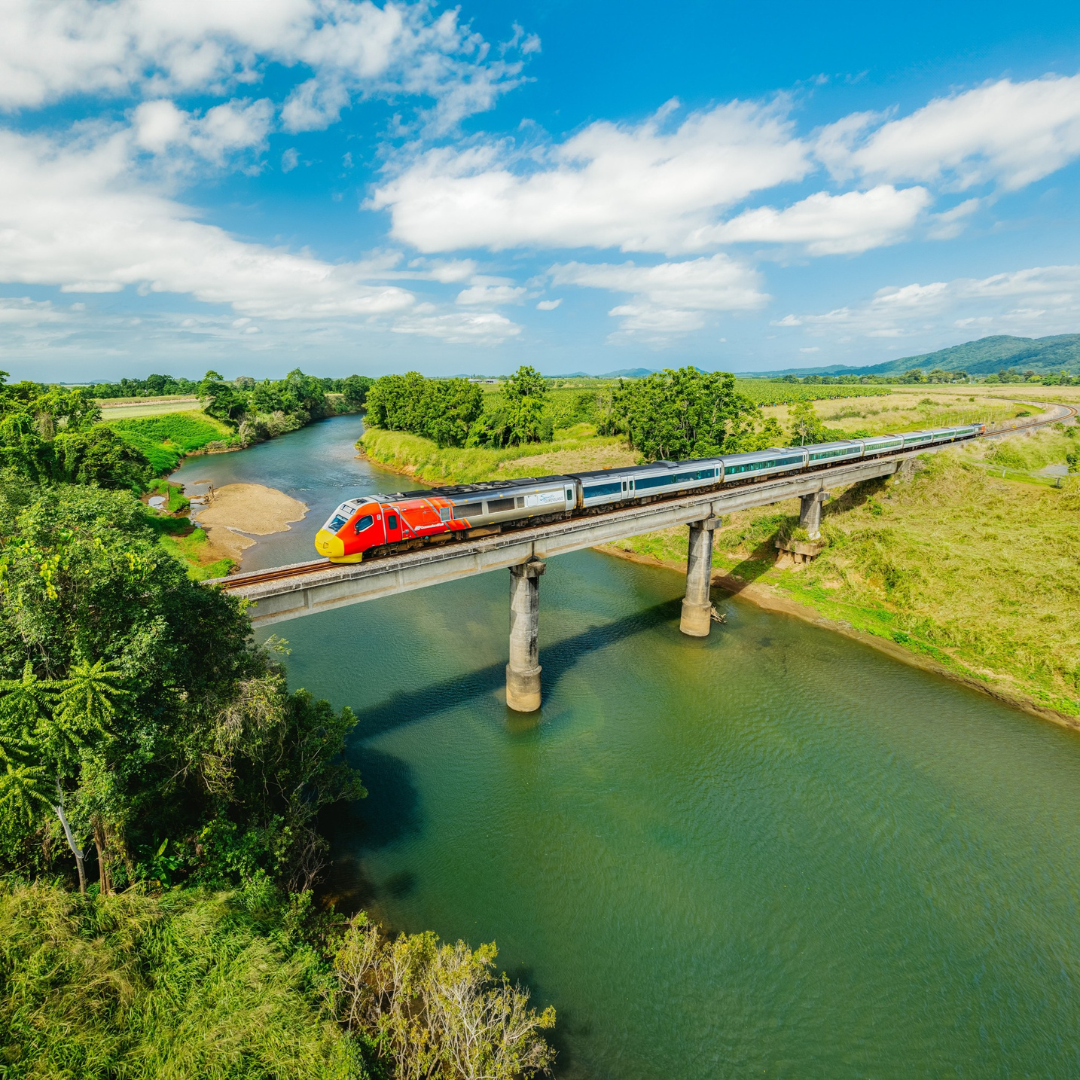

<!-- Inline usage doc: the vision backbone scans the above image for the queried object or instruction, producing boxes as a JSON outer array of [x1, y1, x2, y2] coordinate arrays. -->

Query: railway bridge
[[215, 401, 1074, 712]]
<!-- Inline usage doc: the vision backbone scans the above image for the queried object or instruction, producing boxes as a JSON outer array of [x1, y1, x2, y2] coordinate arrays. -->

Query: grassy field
[[360, 423, 637, 484], [98, 396, 202, 418], [105, 411, 236, 472], [144, 511, 235, 580], [612, 426, 1080, 719], [761, 388, 1031, 437]]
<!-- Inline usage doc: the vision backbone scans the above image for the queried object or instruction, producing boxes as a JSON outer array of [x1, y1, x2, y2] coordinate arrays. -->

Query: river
[[173, 415, 1080, 1079]]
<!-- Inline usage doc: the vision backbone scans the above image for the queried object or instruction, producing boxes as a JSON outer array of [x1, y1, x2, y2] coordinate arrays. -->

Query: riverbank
[[598, 541, 1080, 730], [606, 431, 1080, 723]]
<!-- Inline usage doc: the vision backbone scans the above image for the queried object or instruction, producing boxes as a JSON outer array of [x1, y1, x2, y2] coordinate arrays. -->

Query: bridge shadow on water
[[347, 595, 684, 740]]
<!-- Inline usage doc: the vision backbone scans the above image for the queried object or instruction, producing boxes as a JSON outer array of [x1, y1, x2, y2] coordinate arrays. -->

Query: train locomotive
[[315, 422, 985, 563]]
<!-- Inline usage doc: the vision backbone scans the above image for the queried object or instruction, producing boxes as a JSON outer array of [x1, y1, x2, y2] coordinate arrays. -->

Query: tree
[[366, 373, 483, 448], [0, 482, 361, 891], [607, 367, 768, 461], [500, 366, 547, 446], [788, 400, 831, 446], [335, 915, 556, 1079]]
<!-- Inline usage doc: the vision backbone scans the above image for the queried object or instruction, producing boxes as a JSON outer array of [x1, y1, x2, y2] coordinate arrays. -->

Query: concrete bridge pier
[[506, 560, 546, 712], [680, 517, 721, 637], [799, 491, 827, 540]]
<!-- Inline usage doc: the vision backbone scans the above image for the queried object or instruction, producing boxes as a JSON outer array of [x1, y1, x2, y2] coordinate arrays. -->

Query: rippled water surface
[[175, 417, 1080, 1078]]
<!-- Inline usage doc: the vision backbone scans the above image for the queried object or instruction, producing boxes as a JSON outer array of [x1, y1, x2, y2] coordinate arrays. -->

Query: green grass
[[157, 524, 234, 580], [142, 511, 235, 579], [105, 411, 236, 473], [147, 478, 190, 512], [360, 424, 637, 484]]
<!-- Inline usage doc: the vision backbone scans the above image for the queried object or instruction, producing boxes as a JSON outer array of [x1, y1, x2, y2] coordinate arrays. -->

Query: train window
[[326, 515, 347, 532], [583, 481, 622, 499], [487, 497, 516, 513], [566, 489, 573, 501], [353, 514, 374, 534], [635, 474, 674, 490], [440, 507, 452, 521], [457, 501, 484, 517], [387, 515, 398, 530]]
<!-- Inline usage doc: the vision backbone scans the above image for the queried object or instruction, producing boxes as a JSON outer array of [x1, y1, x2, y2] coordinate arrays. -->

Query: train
[[314, 422, 985, 563]]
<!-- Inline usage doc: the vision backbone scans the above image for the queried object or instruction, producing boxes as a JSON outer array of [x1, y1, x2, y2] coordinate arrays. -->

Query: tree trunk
[[54, 804, 86, 895], [92, 817, 111, 895]]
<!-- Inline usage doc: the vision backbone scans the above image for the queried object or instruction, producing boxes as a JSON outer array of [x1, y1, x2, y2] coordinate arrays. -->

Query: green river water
[[174, 416, 1080, 1079]]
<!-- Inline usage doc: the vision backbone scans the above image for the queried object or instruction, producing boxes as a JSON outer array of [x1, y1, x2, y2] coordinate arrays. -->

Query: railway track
[[218, 399, 1077, 592]]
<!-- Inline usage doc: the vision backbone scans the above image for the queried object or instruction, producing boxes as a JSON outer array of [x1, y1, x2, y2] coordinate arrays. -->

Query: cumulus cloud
[[0, 127, 415, 319], [702, 184, 931, 254], [550, 254, 767, 340], [134, 98, 274, 164], [536, 298, 561, 310], [818, 75, 1080, 191], [455, 284, 526, 305], [391, 309, 521, 343], [372, 74, 1080, 263], [0, 0, 530, 132], [372, 99, 811, 254], [785, 264, 1080, 341]]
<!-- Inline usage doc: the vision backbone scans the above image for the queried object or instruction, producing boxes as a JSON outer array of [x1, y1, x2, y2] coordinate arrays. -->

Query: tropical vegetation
[[0, 376, 556, 1077]]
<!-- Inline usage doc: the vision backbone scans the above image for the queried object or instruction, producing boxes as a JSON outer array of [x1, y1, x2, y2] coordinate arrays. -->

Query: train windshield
[[323, 501, 356, 533]]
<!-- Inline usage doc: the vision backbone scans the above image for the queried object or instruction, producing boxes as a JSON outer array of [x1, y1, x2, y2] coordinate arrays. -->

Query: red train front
[[315, 492, 466, 562]]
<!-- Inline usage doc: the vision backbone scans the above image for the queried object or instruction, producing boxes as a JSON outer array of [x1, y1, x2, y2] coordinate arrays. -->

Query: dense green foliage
[[597, 367, 782, 460], [200, 369, 371, 443], [0, 376, 152, 490], [0, 881, 358, 1078], [106, 411, 234, 471], [0, 879, 556, 1080], [90, 372, 375, 401], [466, 366, 550, 448], [365, 372, 484, 447], [0, 481, 361, 893]]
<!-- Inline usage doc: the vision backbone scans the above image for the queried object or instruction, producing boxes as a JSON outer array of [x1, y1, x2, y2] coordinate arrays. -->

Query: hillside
[[753, 334, 1080, 378]]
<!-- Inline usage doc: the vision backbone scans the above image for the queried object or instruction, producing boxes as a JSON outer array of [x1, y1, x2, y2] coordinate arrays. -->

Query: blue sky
[[3, 0, 1080, 380]]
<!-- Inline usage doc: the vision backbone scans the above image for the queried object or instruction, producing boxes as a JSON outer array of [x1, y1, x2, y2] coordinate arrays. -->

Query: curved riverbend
[[175, 415, 1080, 1079]]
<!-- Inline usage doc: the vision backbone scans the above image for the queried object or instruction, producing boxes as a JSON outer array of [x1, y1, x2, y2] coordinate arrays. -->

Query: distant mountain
[[744, 334, 1080, 378], [598, 367, 657, 378]]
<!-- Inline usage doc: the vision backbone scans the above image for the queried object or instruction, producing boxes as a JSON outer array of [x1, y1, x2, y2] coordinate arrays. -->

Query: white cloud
[[551, 254, 767, 311], [0, 297, 68, 325], [701, 184, 931, 254], [0, 0, 529, 133], [455, 284, 526, 305], [0, 127, 415, 319], [536, 298, 561, 310], [391, 309, 521, 343], [372, 99, 811, 254], [550, 254, 767, 341], [134, 97, 274, 164], [788, 264, 1080, 341], [281, 146, 299, 172], [819, 75, 1080, 191]]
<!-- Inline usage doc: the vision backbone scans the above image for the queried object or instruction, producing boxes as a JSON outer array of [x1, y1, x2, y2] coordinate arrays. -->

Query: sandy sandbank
[[189, 483, 308, 564]]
